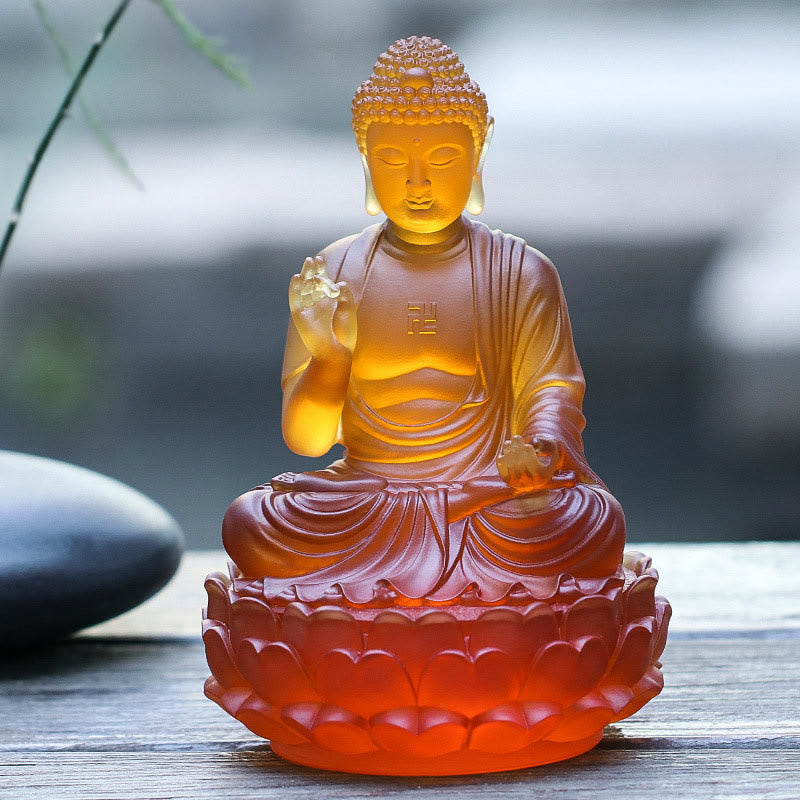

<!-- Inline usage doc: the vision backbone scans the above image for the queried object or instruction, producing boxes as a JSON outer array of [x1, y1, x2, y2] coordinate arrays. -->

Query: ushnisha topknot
[[351, 36, 489, 155]]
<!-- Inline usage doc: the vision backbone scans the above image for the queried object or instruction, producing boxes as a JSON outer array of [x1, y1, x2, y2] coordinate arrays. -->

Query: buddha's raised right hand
[[289, 256, 357, 359]]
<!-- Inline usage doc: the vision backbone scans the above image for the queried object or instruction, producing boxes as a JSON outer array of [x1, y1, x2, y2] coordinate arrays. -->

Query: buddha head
[[352, 36, 494, 236]]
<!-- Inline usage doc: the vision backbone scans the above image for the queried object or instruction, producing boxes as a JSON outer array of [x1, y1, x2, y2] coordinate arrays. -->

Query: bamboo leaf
[[150, 0, 250, 87], [32, 0, 142, 188], [77, 98, 144, 189], [0, 0, 134, 273], [1, 0, 250, 275]]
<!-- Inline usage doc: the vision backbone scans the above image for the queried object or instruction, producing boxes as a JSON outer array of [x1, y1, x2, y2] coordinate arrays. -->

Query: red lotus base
[[203, 552, 670, 775]]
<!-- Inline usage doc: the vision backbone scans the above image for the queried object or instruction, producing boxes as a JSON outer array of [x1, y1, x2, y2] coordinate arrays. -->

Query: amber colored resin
[[204, 36, 671, 775]]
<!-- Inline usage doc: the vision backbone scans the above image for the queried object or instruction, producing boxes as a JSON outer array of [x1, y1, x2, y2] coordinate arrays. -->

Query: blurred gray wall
[[1, 1, 798, 547]]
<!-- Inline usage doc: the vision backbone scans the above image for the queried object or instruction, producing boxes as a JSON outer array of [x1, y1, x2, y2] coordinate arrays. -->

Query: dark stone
[[0, 451, 184, 649]]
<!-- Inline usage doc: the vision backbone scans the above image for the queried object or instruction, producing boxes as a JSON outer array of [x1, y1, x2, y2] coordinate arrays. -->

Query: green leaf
[[77, 97, 144, 189], [32, 0, 143, 188], [151, 0, 251, 87]]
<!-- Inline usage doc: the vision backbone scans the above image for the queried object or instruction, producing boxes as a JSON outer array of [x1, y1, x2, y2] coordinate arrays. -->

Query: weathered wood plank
[[1, 749, 799, 800], [2, 639, 799, 751], [4, 543, 799, 799], [81, 543, 800, 639]]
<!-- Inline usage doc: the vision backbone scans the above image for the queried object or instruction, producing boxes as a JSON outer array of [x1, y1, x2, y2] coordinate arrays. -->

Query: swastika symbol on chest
[[407, 302, 438, 334]]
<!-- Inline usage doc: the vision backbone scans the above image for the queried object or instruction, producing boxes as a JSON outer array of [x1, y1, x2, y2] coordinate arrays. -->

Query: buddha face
[[365, 122, 476, 235]]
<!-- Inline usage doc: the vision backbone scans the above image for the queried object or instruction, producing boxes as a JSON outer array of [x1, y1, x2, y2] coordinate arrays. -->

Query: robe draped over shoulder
[[223, 218, 625, 602]]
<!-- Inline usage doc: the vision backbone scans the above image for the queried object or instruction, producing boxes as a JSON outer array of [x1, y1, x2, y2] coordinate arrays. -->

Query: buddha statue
[[204, 37, 670, 776]]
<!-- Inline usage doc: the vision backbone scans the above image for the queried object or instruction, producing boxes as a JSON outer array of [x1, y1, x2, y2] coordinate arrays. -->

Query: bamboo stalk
[[0, 0, 132, 275]]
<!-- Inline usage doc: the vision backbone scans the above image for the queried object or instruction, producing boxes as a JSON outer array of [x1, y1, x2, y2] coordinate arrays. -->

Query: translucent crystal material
[[204, 36, 670, 775]]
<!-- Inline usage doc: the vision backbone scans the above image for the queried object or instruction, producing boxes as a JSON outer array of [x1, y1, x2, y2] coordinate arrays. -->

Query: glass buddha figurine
[[204, 36, 671, 775]]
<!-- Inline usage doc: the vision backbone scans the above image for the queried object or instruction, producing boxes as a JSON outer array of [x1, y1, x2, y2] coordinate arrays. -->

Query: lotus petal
[[546, 692, 613, 742], [236, 694, 309, 745], [520, 636, 608, 706], [281, 701, 323, 737], [651, 598, 672, 662], [204, 573, 231, 624], [282, 700, 377, 754], [609, 667, 664, 723], [623, 551, 651, 574], [468, 703, 529, 754], [282, 606, 363, 673], [624, 573, 658, 621], [237, 639, 319, 707], [604, 621, 654, 687], [203, 675, 225, 705], [202, 622, 246, 689], [563, 595, 620, 653], [366, 611, 465, 684], [203, 676, 251, 718], [470, 701, 562, 753], [309, 705, 377, 755], [597, 685, 635, 716], [418, 649, 519, 716], [230, 596, 279, 649], [315, 649, 416, 717], [371, 706, 468, 758], [520, 701, 563, 741], [468, 604, 559, 668]]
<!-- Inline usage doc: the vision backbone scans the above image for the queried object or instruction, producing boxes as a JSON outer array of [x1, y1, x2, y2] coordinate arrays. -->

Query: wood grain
[[80, 543, 800, 639], [2, 543, 799, 799], [2, 749, 799, 800], [2, 639, 799, 752]]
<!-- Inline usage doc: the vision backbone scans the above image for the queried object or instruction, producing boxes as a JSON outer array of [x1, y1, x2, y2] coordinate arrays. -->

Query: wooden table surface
[[2, 543, 799, 799]]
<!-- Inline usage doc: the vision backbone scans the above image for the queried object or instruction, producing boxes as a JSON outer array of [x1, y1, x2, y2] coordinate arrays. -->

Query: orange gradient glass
[[204, 35, 670, 775]]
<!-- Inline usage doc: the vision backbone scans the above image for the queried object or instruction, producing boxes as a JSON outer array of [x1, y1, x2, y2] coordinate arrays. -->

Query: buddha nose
[[406, 162, 431, 196]]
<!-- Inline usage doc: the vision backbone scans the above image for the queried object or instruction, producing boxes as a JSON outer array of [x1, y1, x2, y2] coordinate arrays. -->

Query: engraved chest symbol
[[407, 302, 438, 335]]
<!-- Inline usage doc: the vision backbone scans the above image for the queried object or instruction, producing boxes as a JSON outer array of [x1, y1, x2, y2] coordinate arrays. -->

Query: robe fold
[[223, 218, 625, 602]]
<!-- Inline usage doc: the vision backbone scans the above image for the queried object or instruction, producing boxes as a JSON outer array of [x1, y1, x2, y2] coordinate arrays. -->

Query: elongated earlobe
[[466, 117, 494, 215], [360, 154, 382, 216], [466, 175, 485, 215]]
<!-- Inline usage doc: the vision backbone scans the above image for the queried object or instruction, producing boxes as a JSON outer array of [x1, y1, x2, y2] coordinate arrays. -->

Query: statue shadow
[[0, 635, 197, 679], [229, 727, 643, 788]]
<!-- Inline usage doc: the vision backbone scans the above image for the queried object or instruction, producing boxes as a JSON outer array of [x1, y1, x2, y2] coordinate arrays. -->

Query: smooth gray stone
[[0, 451, 184, 649]]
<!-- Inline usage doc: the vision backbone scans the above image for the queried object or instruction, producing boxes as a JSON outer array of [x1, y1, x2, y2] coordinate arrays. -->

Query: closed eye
[[373, 147, 407, 167], [428, 146, 462, 167]]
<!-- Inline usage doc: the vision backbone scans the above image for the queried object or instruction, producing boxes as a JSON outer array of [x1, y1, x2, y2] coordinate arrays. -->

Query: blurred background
[[1, 0, 798, 548]]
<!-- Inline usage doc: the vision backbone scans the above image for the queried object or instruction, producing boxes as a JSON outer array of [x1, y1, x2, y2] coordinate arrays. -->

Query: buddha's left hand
[[496, 435, 558, 491]]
